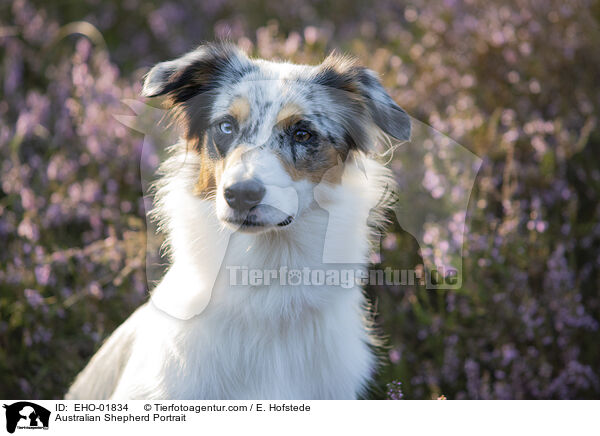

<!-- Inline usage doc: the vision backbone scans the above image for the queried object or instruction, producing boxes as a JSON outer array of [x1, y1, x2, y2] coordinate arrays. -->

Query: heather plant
[[1, 0, 599, 399], [386, 381, 404, 400]]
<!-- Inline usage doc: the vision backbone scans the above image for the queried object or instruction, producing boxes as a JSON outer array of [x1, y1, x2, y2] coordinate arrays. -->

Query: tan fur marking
[[229, 97, 251, 123], [193, 139, 224, 197], [193, 147, 216, 197], [276, 148, 345, 185], [276, 103, 304, 127], [319, 148, 345, 185]]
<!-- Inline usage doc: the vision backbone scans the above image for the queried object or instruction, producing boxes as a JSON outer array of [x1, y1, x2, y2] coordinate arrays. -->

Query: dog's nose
[[224, 179, 266, 211]]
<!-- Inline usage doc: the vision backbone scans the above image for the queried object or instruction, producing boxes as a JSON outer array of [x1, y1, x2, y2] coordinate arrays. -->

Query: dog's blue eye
[[219, 121, 233, 134]]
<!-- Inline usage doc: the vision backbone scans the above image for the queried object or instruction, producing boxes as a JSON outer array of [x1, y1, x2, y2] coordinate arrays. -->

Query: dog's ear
[[141, 43, 253, 107], [354, 68, 411, 142], [314, 54, 411, 142]]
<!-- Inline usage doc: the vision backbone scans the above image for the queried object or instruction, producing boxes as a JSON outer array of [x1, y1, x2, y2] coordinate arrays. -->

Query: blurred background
[[1, 0, 599, 399]]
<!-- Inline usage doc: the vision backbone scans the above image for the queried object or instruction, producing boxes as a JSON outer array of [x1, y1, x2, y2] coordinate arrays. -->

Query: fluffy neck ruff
[[150, 148, 392, 321]]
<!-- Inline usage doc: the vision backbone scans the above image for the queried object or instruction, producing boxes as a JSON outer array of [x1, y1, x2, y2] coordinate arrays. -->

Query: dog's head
[[143, 43, 410, 233]]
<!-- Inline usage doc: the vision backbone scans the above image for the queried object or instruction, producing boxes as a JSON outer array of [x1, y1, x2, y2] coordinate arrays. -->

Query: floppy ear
[[314, 54, 411, 142], [141, 51, 203, 99], [354, 68, 411, 141], [141, 43, 254, 106]]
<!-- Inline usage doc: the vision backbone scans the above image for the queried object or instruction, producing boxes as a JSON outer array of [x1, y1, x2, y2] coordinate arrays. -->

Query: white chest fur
[[110, 280, 375, 399]]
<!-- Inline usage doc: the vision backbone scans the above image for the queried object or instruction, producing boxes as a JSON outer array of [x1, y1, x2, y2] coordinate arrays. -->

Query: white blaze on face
[[216, 147, 301, 226], [211, 71, 337, 231]]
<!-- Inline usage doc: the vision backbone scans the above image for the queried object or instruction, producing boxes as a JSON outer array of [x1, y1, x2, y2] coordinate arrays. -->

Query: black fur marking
[[312, 67, 357, 95], [142, 43, 258, 105], [142, 43, 259, 148], [311, 59, 411, 143], [209, 115, 239, 156]]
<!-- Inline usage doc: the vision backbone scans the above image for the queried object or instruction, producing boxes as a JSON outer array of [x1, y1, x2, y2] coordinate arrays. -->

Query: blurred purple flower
[[24, 288, 44, 308]]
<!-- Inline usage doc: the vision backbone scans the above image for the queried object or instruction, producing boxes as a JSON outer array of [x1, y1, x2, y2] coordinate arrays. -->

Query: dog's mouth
[[222, 205, 295, 232], [275, 216, 294, 227], [237, 215, 294, 228]]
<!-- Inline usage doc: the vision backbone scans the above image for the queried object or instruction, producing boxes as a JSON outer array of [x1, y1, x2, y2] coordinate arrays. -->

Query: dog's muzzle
[[224, 179, 266, 212], [221, 179, 294, 231]]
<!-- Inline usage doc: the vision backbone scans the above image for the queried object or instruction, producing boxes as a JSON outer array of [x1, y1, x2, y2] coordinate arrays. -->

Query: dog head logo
[[3, 402, 50, 433]]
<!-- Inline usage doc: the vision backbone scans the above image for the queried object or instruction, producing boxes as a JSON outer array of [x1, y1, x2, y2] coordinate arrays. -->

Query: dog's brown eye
[[293, 129, 311, 143], [219, 121, 233, 134]]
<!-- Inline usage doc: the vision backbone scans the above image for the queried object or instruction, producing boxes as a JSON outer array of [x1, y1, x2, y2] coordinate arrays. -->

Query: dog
[[65, 42, 411, 400]]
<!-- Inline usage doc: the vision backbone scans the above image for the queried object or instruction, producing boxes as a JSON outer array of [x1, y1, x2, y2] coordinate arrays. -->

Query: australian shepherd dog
[[66, 42, 411, 400]]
